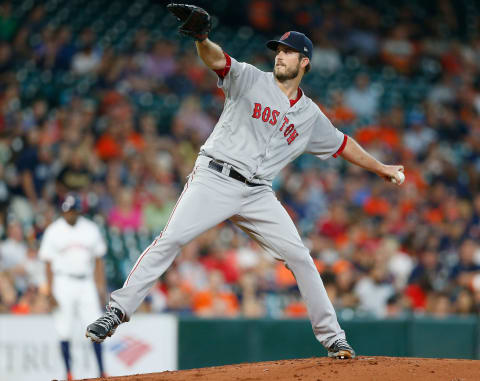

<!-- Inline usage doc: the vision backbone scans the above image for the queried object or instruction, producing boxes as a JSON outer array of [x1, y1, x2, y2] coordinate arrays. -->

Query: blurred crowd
[[1, 0, 480, 319]]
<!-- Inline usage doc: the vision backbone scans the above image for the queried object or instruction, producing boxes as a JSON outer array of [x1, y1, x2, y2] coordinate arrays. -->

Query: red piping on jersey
[[124, 168, 197, 286], [289, 88, 302, 107], [214, 52, 232, 79], [333, 134, 348, 158]]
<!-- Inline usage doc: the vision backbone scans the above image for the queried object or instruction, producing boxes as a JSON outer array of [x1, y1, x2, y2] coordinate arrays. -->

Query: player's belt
[[208, 159, 263, 187], [58, 272, 88, 280]]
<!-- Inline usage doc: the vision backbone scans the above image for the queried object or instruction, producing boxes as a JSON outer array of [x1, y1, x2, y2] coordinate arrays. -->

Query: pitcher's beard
[[274, 62, 300, 82]]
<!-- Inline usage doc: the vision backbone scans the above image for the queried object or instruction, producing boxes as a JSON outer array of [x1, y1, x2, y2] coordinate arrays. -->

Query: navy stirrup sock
[[60, 340, 71, 372], [92, 342, 105, 375]]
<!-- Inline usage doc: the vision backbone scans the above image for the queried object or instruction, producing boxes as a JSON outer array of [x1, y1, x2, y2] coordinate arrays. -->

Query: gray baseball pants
[[110, 155, 345, 348]]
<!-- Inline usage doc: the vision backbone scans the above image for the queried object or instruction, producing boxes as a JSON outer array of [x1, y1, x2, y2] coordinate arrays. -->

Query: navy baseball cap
[[61, 193, 83, 213], [266, 31, 313, 61]]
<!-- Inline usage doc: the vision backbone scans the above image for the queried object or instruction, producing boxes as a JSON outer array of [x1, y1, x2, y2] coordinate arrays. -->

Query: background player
[[86, 4, 404, 360], [40, 194, 108, 380]]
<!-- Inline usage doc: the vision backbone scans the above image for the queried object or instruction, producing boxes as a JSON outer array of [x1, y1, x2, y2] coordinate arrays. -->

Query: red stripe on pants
[[124, 168, 197, 286]]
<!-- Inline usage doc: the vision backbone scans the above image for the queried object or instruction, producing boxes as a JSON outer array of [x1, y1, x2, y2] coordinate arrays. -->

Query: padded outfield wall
[[0, 315, 478, 380], [177, 316, 479, 369], [0, 315, 177, 381]]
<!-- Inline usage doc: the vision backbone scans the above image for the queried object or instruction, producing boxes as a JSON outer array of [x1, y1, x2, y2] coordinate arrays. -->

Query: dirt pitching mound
[[76, 356, 480, 381]]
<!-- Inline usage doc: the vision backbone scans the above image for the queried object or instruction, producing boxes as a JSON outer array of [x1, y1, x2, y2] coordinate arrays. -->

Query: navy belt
[[58, 273, 88, 280], [208, 159, 263, 187]]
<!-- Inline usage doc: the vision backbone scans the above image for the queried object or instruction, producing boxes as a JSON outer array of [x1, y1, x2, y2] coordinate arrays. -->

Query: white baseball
[[391, 171, 405, 185]]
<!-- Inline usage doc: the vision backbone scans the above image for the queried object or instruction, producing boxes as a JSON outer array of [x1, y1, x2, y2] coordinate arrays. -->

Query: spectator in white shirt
[[344, 73, 381, 118]]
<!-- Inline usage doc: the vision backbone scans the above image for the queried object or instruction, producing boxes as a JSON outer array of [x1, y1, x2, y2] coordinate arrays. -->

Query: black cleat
[[86, 306, 126, 343], [327, 338, 356, 359]]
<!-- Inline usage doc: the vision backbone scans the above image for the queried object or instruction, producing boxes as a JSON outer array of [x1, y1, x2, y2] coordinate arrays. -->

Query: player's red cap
[[266, 31, 313, 61]]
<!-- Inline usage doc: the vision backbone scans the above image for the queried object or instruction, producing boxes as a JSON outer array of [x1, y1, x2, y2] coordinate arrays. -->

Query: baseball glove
[[166, 3, 211, 41]]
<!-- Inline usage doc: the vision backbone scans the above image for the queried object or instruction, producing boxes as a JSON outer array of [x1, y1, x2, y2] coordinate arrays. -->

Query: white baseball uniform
[[39, 216, 106, 340], [110, 54, 347, 348]]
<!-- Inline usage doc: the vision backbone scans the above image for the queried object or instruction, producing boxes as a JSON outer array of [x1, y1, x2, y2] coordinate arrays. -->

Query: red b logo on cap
[[280, 32, 290, 40]]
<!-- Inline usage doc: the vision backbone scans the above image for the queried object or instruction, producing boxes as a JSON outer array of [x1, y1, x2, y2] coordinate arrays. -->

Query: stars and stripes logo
[[110, 336, 152, 367], [280, 31, 290, 40]]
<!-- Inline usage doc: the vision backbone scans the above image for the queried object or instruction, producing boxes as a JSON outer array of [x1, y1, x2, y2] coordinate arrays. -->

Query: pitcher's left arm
[[339, 136, 404, 183]]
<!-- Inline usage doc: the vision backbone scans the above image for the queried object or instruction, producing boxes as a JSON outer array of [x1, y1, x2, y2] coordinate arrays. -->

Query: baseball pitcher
[[40, 194, 108, 380], [86, 4, 405, 360]]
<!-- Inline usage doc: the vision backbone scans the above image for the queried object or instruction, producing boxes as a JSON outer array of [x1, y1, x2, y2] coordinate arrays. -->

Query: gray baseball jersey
[[200, 55, 346, 185], [108, 53, 347, 349]]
